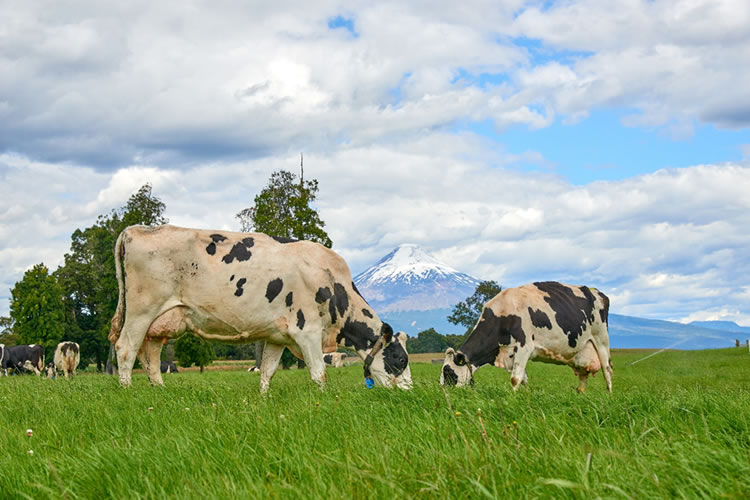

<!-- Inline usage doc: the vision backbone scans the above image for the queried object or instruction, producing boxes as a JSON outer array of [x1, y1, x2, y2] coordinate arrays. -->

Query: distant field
[[1, 348, 749, 498]]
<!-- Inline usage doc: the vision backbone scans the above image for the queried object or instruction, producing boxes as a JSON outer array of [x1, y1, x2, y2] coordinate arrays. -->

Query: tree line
[[0, 165, 501, 369]]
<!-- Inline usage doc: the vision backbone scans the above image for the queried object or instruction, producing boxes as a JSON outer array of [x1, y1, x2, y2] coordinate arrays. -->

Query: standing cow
[[160, 360, 179, 373], [441, 282, 613, 392], [54, 341, 80, 378], [323, 352, 347, 367], [1, 344, 45, 376], [109, 225, 412, 391]]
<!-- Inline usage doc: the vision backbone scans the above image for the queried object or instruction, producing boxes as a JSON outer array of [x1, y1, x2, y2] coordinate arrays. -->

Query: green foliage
[[175, 333, 213, 372], [0, 349, 748, 498], [447, 280, 503, 335], [406, 328, 449, 353], [236, 169, 332, 247], [280, 347, 300, 369], [55, 183, 167, 370], [211, 343, 255, 360], [0, 315, 19, 345], [9, 264, 65, 359]]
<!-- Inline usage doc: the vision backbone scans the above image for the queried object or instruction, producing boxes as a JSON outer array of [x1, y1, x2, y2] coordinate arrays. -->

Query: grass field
[[1, 348, 749, 499]]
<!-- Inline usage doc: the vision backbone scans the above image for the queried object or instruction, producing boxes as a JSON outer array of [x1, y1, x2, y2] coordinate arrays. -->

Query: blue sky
[[1, 0, 749, 327]]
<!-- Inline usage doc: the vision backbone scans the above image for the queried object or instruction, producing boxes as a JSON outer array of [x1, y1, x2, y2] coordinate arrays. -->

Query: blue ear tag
[[365, 377, 374, 389]]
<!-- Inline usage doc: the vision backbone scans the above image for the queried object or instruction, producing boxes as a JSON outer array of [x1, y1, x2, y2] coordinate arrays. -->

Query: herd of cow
[[0, 341, 80, 378], [3, 224, 614, 393]]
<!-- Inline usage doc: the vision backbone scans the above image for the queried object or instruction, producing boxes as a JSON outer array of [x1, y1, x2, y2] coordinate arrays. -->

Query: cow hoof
[[576, 387, 586, 393]]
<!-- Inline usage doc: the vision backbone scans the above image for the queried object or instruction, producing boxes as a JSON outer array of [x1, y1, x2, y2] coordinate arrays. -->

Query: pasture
[[1, 348, 749, 499]]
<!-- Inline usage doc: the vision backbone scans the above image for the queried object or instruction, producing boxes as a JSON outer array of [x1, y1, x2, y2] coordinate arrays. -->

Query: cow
[[1, 344, 45, 376], [45, 362, 56, 378], [54, 341, 80, 378], [323, 352, 347, 367], [108, 225, 412, 391], [247, 365, 259, 373], [441, 282, 613, 393], [0, 344, 4, 375], [160, 360, 179, 373]]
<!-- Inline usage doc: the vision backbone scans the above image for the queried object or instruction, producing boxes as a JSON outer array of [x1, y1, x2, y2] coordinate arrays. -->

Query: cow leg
[[509, 346, 533, 391], [115, 315, 154, 387], [137, 338, 164, 386], [259, 342, 285, 393], [574, 368, 589, 393], [295, 339, 327, 390]]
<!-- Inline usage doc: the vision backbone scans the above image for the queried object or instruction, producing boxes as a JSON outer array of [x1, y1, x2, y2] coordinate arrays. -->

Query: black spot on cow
[[442, 365, 458, 386], [330, 283, 349, 323], [534, 281, 596, 348], [222, 237, 255, 264], [205, 234, 227, 256], [513, 345, 518, 353], [528, 307, 552, 329], [296, 309, 305, 330], [60, 342, 79, 356], [336, 318, 378, 351], [315, 287, 332, 304], [234, 278, 247, 297], [323, 354, 332, 364], [460, 308, 526, 368], [272, 236, 298, 244], [597, 291, 610, 325], [383, 341, 408, 376], [285, 292, 293, 308], [362, 308, 373, 319], [229, 274, 235, 281], [265, 278, 283, 303]]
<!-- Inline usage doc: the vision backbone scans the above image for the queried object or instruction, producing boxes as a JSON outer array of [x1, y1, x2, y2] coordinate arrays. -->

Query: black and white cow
[[1, 344, 45, 376], [323, 352, 347, 367], [160, 360, 179, 373], [109, 225, 412, 391], [441, 282, 613, 392], [54, 341, 80, 378]]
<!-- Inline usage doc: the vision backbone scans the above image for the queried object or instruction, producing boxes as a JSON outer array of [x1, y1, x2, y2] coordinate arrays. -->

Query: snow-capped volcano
[[354, 244, 480, 314]]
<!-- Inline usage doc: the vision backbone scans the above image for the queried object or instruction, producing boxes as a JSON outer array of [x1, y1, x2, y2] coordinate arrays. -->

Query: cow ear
[[445, 347, 455, 358], [381, 323, 394, 343], [454, 352, 467, 366], [395, 331, 408, 345]]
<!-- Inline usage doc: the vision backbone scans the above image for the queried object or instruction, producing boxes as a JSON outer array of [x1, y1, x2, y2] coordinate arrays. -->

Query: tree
[[9, 264, 65, 360], [236, 169, 332, 247], [406, 328, 449, 354], [0, 316, 19, 345], [447, 280, 503, 335], [55, 183, 168, 371], [175, 333, 213, 372]]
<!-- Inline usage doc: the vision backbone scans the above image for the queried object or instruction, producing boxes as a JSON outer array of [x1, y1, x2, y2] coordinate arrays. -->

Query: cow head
[[440, 348, 474, 387], [364, 326, 413, 390]]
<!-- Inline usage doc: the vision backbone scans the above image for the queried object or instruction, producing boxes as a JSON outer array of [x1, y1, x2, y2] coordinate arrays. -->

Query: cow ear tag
[[365, 377, 374, 389]]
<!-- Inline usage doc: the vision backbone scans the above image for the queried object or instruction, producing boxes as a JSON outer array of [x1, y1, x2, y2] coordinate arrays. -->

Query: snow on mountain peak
[[354, 244, 477, 286]]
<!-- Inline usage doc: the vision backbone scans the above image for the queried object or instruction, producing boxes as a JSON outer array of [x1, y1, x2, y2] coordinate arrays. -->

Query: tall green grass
[[1, 348, 749, 498]]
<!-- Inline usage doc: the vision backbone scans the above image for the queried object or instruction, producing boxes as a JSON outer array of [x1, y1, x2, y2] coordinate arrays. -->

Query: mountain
[[353, 245, 747, 350], [353, 244, 480, 313]]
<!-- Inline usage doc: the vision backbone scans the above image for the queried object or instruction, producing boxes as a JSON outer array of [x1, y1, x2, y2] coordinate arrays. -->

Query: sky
[[1, 0, 749, 324]]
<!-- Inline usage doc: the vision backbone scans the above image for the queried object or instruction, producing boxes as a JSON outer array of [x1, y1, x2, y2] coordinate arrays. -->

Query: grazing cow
[[108, 225, 412, 391], [247, 365, 259, 373], [323, 352, 347, 367], [1, 344, 45, 376], [54, 341, 80, 378], [441, 282, 613, 392], [45, 362, 56, 378], [160, 360, 179, 373]]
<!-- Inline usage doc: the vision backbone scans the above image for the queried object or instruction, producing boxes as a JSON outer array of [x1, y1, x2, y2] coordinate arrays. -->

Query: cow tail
[[108, 229, 128, 344]]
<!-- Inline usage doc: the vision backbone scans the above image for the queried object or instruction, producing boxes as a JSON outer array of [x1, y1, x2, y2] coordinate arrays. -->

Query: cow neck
[[459, 326, 500, 369], [362, 334, 386, 377]]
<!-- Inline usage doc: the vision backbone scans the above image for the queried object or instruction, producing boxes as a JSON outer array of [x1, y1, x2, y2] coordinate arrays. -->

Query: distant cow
[[54, 341, 80, 378], [323, 352, 347, 367], [0, 344, 5, 375], [441, 282, 613, 392], [1, 344, 45, 376], [108, 225, 412, 391], [45, 362, 56, 378], [247, 365, 259, 373], [160, 360, 179, 373]]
